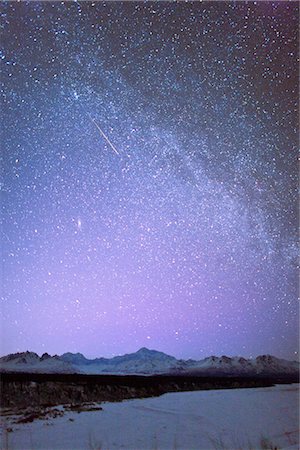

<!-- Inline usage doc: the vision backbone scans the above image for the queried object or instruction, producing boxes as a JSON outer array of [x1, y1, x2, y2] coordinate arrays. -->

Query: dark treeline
[[1, 371, 298, 410], [1, 371, 298, 385]]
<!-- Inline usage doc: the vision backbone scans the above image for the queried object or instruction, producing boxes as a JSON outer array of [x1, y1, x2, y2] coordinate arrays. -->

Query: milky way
[[1, 1, 298, 359]]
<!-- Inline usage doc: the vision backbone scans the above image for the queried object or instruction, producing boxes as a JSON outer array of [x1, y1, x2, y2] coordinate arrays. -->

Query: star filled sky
[[1, 1, 298, 360]]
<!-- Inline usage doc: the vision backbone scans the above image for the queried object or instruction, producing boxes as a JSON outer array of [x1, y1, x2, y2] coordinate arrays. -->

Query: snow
[[1, 349, 299, 375], [0, 359, 74, 374], [1, 384, 299, 449]]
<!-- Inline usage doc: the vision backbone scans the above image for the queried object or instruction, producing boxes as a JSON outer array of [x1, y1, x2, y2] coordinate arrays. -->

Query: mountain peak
[[136, 347, 152, 354], [61, 352, 88, 364]]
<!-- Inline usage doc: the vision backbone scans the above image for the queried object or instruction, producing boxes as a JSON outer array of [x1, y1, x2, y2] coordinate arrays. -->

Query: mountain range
[[0, 348, 299, 377]]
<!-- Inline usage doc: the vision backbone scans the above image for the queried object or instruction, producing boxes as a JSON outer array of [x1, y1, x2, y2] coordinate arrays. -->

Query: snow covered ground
[[1, 384, 299, 450]]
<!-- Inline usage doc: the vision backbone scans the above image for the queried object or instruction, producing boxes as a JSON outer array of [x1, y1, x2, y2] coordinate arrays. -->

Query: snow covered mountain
[[0, 351, 75, 373], [61, 347, 182, 374], [0, 348, 298, 377], [180, 354, 299, 376]]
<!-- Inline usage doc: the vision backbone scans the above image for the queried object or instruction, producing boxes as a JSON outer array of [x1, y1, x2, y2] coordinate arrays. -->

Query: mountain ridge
[[0, 348, 299, 377]]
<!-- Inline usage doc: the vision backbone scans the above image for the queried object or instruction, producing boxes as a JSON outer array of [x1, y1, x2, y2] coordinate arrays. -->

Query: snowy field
[[1, 384, 299, 450]]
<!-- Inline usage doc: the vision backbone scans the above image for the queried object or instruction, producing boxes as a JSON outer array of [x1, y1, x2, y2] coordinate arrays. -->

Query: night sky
[[1, 1, 298, 360]]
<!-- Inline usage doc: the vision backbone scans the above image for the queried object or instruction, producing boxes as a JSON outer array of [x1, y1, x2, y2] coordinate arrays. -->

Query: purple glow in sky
[[1, 1, 299, 360]]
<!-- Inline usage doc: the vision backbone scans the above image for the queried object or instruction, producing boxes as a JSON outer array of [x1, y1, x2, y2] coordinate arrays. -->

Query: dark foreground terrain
[[1, 371, 298, 410]]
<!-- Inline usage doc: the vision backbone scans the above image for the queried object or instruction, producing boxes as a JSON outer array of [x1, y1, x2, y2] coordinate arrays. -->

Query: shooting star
[[90, 117, 120, 156]]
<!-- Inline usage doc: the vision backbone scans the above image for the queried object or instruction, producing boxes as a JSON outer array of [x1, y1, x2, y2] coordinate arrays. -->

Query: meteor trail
[[90, 117, 120, 155]]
